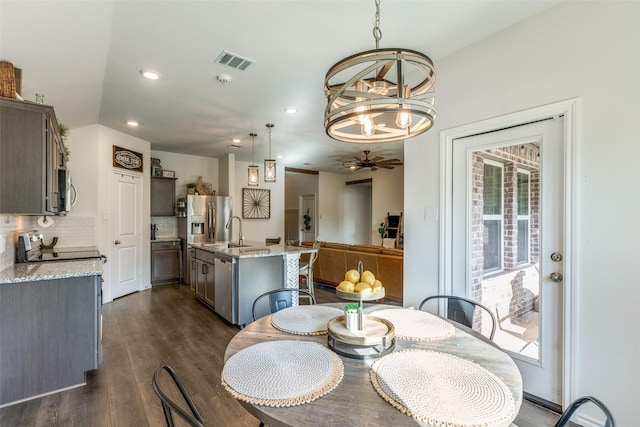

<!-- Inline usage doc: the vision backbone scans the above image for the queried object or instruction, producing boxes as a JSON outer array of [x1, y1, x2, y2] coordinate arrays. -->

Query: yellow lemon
[[372, 280, 383, 292], [361, 270, 376, 285], [345, 269, 360, 284], [337, 280, 355, 292], [355, 282, 372, 293]]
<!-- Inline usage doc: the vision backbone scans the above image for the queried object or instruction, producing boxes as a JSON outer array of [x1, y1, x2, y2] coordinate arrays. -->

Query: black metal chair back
[[555, 396, 614, 427], [252, 288, 316, 321], [419, 295, 497, 340], [152, 364, 205, 427]]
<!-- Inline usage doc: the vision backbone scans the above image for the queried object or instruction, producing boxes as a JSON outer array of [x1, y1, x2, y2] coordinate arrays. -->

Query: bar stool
[[299, 241, 320, 300]]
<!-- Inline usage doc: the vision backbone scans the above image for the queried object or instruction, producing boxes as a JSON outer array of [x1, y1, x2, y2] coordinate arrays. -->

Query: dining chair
[[251, 288, 316, 321], [298, 241, 321, 300], [265, 237, 281, 245], [419, 295, 497, 340], [152, 363, 205, 427], [555, 396, 615, 427]]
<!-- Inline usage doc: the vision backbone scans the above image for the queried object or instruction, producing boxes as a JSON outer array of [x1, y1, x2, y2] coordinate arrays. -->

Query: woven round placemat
[[271, 305, 342, 335], [222, 340, 343, 407], [373, 308, 455, 341], [371, 349, 516, 427]]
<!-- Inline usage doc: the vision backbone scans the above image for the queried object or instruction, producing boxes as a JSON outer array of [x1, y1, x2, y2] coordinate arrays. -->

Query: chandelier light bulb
[[361, 117, 376, 137]]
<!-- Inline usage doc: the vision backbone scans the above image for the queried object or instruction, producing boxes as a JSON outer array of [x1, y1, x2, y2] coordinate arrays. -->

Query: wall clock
[[242, 188, 270, 219]]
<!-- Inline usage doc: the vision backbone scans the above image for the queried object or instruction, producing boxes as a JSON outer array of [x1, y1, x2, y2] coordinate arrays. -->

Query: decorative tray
[[335, 287, 385, 301], [327, 315, 394, 345]]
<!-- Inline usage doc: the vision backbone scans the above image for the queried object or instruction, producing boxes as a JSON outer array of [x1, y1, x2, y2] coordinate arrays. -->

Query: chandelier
[[264, 123, 276, 182], [248, 132, 259, 186], [324, 0, 436, 143]]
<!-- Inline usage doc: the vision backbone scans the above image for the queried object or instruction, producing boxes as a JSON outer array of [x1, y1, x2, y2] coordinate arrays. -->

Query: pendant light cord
[[250, 132, 257, 165], [373, 0, 382, 49]]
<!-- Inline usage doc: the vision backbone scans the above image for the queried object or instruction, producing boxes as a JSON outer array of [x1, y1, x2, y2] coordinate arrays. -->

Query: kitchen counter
[[0, 259, 103, 284], [190, 241, 318, 326], [0, 259, 103, 406], [191, 241, 315, 259], [151, 237, 181, 243]]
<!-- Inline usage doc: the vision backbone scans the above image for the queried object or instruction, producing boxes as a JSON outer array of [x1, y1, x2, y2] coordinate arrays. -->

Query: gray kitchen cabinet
[[194, 249, 215, 308], [0, 97, 68, 214], [0, 274, 102, 406], [188, 247, 196, 288], [151, 177, 176, 216], [151, 240, 181, 285]]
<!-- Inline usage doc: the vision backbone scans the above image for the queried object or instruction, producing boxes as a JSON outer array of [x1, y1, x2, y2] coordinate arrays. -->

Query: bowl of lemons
[[336, 269, 385, 301]]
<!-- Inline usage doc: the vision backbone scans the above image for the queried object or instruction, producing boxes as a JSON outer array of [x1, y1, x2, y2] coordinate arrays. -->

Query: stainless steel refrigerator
[[178, 195, 232, 283]]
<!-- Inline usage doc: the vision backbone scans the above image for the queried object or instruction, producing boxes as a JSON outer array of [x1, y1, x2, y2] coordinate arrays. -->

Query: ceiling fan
[[342, 150, 403, 171]]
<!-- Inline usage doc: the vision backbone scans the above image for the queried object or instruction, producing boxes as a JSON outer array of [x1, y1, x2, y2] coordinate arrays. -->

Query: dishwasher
[[214, 254, 235, 324]]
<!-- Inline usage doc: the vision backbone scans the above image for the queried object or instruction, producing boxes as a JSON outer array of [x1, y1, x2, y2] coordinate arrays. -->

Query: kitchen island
[[190, 242, 317, 327], [0, 259, 103, 406]]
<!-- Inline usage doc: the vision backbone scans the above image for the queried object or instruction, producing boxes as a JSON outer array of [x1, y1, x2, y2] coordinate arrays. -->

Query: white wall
[[66, 124, 151, 303], [150, 150, 219, 198], [404, 2, 639, 424], [231, 160, 285, 243], [342, 183, 371, 244], [285, 172, 319, 210], [315, 168, 403, 244], [350, 167, 404, 244]]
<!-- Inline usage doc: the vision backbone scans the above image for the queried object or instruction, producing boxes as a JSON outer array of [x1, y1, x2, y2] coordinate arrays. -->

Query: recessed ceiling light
[[232, 138, 241, 143], [276, 155, 283, 159], [139, 69, 161, 80], [284, 107, 298, 114], [127, 120, 139, 127]]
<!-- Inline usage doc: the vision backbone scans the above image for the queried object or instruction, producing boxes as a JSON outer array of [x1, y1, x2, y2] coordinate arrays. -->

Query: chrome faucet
[[225, 216, 244, 246]]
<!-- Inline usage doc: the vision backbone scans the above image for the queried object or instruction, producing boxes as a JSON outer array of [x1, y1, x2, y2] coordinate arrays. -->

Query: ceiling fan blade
[[370, 156, 384, 162], [380, 164, 395, 169], [371, 166, 378, 171]]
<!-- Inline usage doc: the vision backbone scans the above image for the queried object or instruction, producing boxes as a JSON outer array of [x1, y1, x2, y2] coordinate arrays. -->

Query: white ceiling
[[0, 0, 561, 173]]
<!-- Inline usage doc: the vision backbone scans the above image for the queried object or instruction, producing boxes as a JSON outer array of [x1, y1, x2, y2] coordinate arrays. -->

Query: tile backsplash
[[151, 216, 178, 239], [0, 214, 97, 271]]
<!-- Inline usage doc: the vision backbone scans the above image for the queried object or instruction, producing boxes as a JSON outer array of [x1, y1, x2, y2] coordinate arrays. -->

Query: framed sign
[[242, 188, 270, 219], [113, 145, 143, 172], [161, 170, 175, 178]]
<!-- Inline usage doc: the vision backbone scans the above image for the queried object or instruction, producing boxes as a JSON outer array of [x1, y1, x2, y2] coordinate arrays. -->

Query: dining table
[[223, 303, 523, 427]]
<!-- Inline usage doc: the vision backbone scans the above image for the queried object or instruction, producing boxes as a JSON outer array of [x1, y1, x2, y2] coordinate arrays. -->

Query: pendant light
[[248, 132, 259, 186], [264, 123, 276, 182], [324, 0, 436, 143]]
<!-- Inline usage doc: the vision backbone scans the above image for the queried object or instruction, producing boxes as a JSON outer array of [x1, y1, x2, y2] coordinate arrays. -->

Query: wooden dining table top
[[223, 304, 523, 427]]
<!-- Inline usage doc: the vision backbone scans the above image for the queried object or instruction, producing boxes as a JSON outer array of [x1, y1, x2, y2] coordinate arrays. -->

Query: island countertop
[[191, 241, 316, 259], [0, 259, 103, 284]]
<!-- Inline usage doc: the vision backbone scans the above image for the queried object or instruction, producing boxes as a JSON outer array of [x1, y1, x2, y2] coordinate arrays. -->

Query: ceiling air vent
[[215, 50, 255, 71]]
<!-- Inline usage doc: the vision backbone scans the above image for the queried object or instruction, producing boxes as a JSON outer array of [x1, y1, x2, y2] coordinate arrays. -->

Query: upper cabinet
[[151, 177, 176, 216], [0, 97, 69, 215]]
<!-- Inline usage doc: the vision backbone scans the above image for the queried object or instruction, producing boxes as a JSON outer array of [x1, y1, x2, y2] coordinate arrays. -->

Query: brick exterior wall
[[469, 144, 540, 329]]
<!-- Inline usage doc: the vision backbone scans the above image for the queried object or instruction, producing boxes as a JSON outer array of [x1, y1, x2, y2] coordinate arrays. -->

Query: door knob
[[114, 240, 121, 245], [550, 272, 563, 282]]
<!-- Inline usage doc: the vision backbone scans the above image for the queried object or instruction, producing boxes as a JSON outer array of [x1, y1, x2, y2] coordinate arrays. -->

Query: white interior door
[[112, 172, 143, 299], [451, 118, 564, 406]]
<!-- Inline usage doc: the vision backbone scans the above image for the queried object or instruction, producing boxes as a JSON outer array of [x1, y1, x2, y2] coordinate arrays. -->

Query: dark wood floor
[[0, 283, 562, 426]]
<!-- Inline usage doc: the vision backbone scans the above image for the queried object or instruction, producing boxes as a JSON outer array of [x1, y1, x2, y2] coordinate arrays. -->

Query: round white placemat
[[222, 340, 343, 407], [373, 308, 456, 341], [370, 349, 516, 427], [271, 305, 342, 335]]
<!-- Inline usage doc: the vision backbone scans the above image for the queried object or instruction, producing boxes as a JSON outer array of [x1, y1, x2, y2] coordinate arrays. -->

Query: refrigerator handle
[[208, 203, 215, 240]]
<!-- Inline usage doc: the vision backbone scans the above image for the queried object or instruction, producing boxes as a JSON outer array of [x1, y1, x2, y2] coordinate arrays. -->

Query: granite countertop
[[191, 241, 317, 259], [0, 259, 103, 285], [151, 238, 181, 243]]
